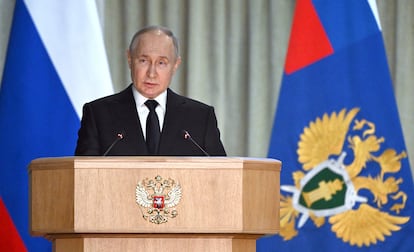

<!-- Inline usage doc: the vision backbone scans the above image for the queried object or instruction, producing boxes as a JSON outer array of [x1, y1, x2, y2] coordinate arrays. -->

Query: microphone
[[182, 130, 209, 156], [103, 132, 124, 156]]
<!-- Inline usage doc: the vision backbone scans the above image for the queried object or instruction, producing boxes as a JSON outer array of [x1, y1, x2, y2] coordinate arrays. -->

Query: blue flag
[[259, 0, 414, 251], [0, 0, 113, 250]]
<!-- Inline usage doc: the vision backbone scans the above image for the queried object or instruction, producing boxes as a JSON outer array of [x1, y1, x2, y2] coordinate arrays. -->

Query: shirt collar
[[132, 86, 167, 111]]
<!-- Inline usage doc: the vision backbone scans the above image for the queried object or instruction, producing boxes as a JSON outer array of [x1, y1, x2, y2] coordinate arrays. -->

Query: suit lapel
[[110, 85, 148, 155], [159, 89, 186, 151]]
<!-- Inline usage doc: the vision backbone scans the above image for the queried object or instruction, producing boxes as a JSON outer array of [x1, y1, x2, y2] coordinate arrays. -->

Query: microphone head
[[117, 131, 126, 140], [182, 130, 191, 139]]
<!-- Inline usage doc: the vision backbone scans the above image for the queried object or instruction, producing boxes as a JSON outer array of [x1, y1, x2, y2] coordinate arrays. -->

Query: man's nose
[[147, 63, 157, 78]]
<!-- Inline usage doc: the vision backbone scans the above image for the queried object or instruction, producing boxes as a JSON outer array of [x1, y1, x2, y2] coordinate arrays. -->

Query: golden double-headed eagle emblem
[[280, 107, 410, 247], [136, 175, 182, 224]]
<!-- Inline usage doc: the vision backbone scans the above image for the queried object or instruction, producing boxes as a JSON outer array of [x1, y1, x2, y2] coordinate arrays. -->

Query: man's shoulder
[[86, 85, 132, 107], [167, 89, 213, 110]]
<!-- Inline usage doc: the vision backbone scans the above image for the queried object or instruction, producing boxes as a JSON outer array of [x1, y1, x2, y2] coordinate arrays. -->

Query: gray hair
[[128, 25, 180, 58]]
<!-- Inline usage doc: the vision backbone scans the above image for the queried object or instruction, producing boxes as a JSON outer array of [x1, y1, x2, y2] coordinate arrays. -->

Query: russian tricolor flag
[[0, 0, 113, 250], [262, 0, 414, 251]]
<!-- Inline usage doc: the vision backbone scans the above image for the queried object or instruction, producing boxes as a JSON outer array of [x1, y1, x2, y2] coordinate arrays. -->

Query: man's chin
[[141, 89, 163, 99]]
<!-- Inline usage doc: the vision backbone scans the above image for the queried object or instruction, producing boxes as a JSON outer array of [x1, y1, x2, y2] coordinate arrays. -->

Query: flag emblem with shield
[[279, 108, 409, 247]]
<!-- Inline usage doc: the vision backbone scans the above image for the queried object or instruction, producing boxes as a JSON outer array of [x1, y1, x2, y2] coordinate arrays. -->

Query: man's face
[[127, 31, 181, 99]]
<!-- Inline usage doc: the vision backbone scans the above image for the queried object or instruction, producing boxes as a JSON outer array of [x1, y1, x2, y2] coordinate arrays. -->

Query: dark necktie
[[145, 100, 160, 154]]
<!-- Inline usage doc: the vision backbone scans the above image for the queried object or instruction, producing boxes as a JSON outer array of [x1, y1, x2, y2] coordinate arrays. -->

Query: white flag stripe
[[24, 0, 113, 118], [367, 0, 381, 30]]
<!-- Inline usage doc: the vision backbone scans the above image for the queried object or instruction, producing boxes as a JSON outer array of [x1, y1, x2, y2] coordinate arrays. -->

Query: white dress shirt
[[132, 87, 167, 140]]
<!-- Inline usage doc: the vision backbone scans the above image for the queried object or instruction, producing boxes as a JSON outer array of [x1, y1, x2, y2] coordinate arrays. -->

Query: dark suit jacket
[[75, 85, 226, 156]]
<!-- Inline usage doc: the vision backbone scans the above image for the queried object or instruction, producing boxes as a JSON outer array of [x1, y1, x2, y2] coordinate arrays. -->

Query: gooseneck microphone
[[103, 132, 124, 156], [182, 130, 210, 156]]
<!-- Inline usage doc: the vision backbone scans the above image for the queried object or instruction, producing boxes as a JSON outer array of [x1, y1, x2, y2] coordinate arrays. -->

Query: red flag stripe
[[0, 198, 27, 252], [284, 0, 334, 74]]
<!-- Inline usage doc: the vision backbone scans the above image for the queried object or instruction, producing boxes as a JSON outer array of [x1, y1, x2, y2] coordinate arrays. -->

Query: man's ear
[[127, 49, 132, 69], [173, 56, 182, 73]]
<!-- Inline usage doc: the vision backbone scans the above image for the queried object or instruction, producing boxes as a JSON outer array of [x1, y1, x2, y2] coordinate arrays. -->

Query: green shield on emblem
[[299, 167, 347, 210]]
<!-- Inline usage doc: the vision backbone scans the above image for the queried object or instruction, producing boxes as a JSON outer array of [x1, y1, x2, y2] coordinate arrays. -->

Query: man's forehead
[[139, 31, 173, 45], [134, 33, 174, 57]]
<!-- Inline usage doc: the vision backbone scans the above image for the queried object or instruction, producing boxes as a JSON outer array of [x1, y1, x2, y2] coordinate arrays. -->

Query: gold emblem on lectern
[[135, 175, 182, 224]]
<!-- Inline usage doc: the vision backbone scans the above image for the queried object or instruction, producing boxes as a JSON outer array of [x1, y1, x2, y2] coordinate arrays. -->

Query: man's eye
[[138, 58, 148, 63]]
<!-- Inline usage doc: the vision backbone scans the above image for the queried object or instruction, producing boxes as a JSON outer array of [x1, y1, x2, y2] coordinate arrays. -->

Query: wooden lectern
[[29, 157, 280, 252]]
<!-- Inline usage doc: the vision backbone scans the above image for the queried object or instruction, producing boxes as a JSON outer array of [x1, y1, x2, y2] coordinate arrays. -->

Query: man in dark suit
[[75, 26, 226, 156]]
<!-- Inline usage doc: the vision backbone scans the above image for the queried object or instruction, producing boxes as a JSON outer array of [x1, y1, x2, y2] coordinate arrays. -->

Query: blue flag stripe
[[313, 0, 380, 51]]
